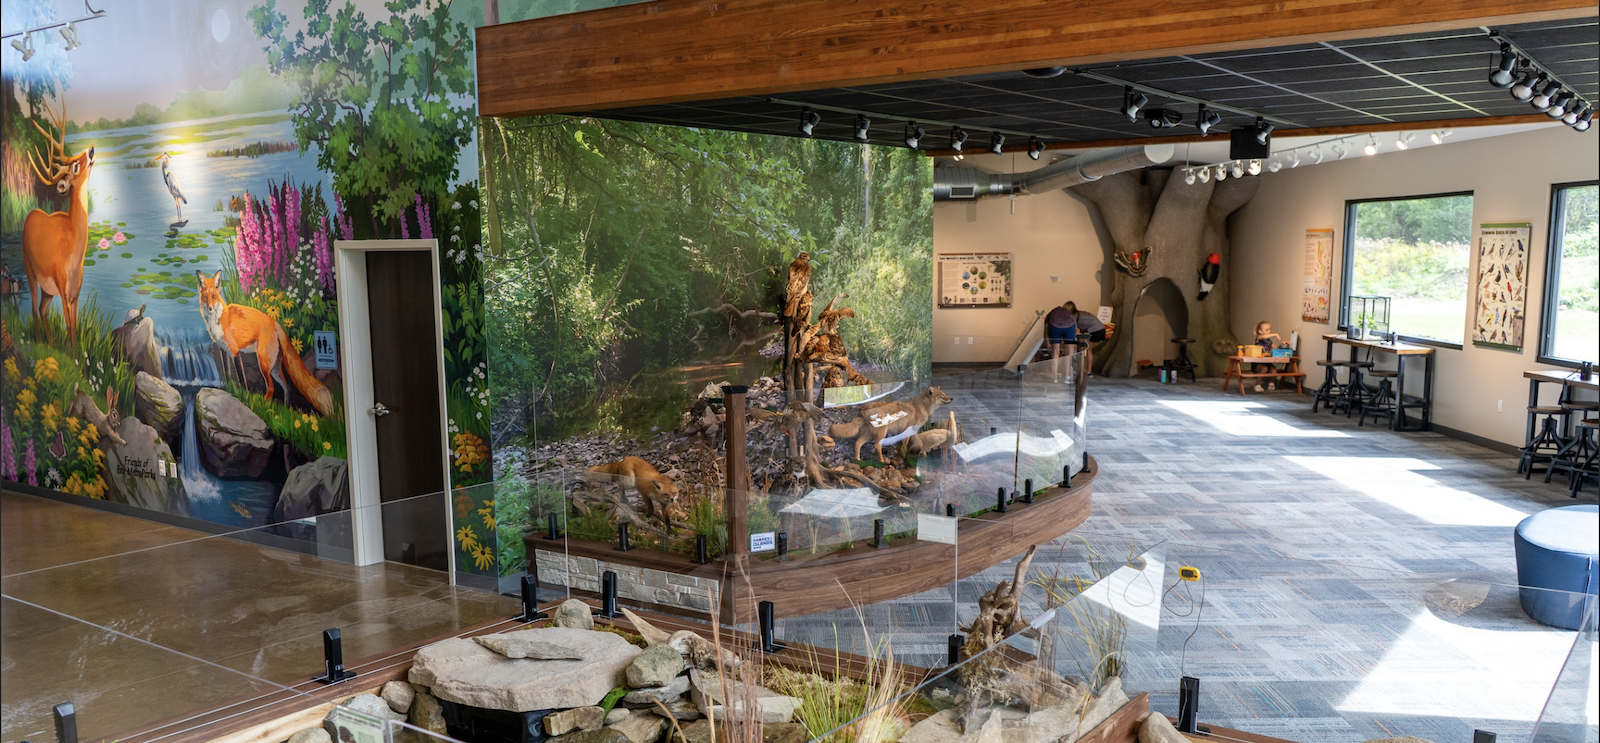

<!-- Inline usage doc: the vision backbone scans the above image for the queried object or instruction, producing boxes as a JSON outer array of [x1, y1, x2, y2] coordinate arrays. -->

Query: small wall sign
[[750, 531, 777, 553], [916, 513, 958, 545], [314, 330, 339, 370]]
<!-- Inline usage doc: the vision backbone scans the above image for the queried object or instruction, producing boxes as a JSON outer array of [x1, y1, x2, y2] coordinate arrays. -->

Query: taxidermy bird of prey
[[784, 252, 812, 318], [161, 152, 188, 220], [1198, 253, 1221, 300]]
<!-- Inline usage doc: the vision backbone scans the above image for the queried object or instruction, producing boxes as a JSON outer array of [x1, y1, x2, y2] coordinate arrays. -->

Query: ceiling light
[[1533, 80, 1561, 110], [798, 108, 821, 137], [1254, 117, 1275, 146], [950, 127, 968, 153], [1430, 129, 1451, 144], [1247, 158, 1262, 176], [1511, 72, 1543, 102], [1286, 150, 1301, 168], [1215, 164, 1227, 181], [1546, 91, 1571, 119], [1230, 160, 1244, 178], [1394, 132, 1413, 150], [1027, 137, 1045, 161], [1197, 105, 1222, 137], [1563, 104, 1584, 126], [1145, 108, 1182, 129], [1363, 135, 1378, 156], [59, 22, 80, 51], [1332, 142, 1347, 160], [1197, 166, 1211, 183], [1488, 44, 1518, 88], [1184, 168, 1196, 185], [853, 115, 870, 143], [11, 33, 34, 62], [988, 132, 1005, 156], [1123, 87, 1149, 123], [904, 122, 924, 150], [1574, 109, 1593, 132], [1023, 67, 1067, 78], [1309, 147, 1323, 164], [1266, 158, 1282, 173]]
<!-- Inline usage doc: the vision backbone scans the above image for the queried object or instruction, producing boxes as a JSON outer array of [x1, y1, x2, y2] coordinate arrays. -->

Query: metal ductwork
[[932, 144, 1175, 201]]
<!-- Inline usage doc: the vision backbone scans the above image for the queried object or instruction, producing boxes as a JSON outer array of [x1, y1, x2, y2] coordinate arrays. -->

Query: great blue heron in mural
[[160, 152, 188, 222]]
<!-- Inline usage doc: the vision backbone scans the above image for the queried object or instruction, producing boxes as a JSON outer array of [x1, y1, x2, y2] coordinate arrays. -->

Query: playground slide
[[1004, 311, 1047, 369]]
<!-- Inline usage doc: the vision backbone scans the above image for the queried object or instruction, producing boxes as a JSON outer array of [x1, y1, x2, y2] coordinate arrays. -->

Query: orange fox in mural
[[21, 100, 95, 336], [196, 270, 334, 416]]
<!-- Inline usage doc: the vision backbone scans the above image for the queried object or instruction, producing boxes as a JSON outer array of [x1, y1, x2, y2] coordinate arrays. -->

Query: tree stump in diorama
[[1071, 170, 1259, 378]]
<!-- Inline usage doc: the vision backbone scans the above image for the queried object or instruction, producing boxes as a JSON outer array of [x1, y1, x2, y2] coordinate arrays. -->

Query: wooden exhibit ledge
[[527, 456, 1097, 619]]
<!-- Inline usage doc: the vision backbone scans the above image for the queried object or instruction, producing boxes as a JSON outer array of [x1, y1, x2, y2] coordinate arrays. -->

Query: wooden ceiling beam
[[475, 0, 1597, 118], [922, 114, 1564, 156]]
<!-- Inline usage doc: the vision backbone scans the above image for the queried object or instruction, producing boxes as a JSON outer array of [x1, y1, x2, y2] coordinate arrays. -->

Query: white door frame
[[334, 239, 455, 580]]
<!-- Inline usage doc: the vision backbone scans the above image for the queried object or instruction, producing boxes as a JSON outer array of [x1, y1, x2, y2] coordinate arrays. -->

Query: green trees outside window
[[1344, 193, 1474, 344], [1541, 183, 1599, 365]]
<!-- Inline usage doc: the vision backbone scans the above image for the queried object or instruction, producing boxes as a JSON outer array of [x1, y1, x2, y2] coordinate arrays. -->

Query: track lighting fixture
[[1197, 166, 1211, 184], [1196, 105, 1221, 137], [1253, 117, 1274, 146], [1430, 129, 1451, 145], [904, 122, 924, 150], [1331, 142, 1347, 160], [853, 115, 870, 143], [1488, 44, 1518, 88], [11, 33, 35, 62], [988, 132, 1005, 156], [1363, 135, 1378, 156], [798, 108, 821, 137], [1230, 160, 1244, 179], [1309, 147, 1323, 164], [1511, 72, 1543, 102], [1215, 164, 1227, 181], [1145, 108, 1183, 129], [1247, 159, 1261, 176], [1546, 92, 1571, 119], [1266, 158, 1282, 173], [1122, 87, 1149, 123], [1574, 109, 1593, 132], [1533, 80, 1561, 110], [1184, 168, 1196, 185], [1027, 137, 1046, 161], [1394, 132, 1413, 150], [1562, 106, 1581, 126], [1286, 150, 1301, 168], [59, 22, 80, 51], [950, 127, 968, 153]]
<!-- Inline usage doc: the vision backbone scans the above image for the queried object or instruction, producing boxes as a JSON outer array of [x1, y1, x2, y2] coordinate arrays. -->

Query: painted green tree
[[248, 0, 476, 236]]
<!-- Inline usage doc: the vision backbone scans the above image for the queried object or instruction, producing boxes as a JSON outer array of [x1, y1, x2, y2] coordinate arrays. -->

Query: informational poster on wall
[[938, 253, 1012, 308], [1471, 222, 1532, 351], [1301, 228, 1334, 323]]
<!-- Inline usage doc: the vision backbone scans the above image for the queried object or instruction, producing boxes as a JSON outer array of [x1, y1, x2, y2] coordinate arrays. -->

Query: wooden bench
[[1223, 355, 1306, 395]]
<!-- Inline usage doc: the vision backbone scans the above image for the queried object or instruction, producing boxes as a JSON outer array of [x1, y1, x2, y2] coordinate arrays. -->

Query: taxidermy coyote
[[585, 456, 685, 526], [829, 386, 953, 460], [196, 270, 334, 415]]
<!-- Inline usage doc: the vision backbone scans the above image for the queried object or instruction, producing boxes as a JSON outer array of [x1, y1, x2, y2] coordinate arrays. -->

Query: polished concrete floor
[[0, 491, 517, 743]]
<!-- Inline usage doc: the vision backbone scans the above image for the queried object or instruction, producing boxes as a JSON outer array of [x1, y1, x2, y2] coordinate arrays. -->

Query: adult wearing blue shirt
[[1045, 301, 1078, 380]]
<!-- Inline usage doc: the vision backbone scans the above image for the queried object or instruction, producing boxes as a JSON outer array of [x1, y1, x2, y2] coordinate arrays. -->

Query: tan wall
[[931, 154, 1109, 363], [1230, 125, 1599, 446]]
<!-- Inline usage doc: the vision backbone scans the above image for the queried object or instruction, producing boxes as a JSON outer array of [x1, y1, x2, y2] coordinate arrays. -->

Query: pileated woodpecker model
[[1198, 253, 1221, 300]]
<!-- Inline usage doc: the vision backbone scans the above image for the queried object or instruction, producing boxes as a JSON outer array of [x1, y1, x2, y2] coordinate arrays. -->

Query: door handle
[[371, 402, 392, 417]]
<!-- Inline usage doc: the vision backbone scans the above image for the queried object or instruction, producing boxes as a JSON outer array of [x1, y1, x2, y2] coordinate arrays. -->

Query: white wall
[[931, 154, 1108, 363], [1231, 124, 1599, 447]]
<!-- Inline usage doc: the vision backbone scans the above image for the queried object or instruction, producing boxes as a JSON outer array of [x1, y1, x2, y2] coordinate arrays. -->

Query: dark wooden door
[[366, 250, 448, 570]]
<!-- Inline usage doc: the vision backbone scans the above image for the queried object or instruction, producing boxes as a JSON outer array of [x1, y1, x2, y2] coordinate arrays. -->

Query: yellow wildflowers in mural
[[452, 432, 487, 473], [456, 524, 479, 552], [472, 545, 495, 570]]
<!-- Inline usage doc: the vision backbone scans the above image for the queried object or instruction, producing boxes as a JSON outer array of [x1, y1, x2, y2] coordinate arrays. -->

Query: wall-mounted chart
[[1302, 228, 1334, 323], [1471, 222, 1531, 352], [938, 252, 1013, 308]]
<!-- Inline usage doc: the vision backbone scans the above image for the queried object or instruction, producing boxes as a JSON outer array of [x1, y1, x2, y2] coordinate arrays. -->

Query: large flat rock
[[409, 628, 642, 712]]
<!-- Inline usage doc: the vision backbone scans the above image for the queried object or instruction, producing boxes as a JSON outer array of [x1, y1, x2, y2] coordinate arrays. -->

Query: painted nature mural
[[0, 0, 495, 575]]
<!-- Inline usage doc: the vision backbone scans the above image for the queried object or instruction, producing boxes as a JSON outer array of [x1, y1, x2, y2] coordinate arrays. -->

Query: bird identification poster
[[1302, 228, 1334, 323], [1471, 222, 1531, 352], [938, 253, 1012, 308]]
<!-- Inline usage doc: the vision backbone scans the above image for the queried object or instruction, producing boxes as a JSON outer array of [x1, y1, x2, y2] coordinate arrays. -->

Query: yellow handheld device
[[1178, 566, 1202, 582]]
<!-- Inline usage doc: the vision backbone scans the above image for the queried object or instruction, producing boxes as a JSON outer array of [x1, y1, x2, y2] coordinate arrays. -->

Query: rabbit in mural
[[196, 270, 334, 416], [20, 98, 95, 338], [69, 385, 127, 447]]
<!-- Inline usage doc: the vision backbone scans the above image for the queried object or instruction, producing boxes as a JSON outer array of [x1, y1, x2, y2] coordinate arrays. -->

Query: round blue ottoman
[[1514, 504, 1599, 630]]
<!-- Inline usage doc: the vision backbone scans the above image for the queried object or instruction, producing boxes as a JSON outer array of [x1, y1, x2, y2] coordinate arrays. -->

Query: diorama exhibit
[[1, 0, 1597, 743]]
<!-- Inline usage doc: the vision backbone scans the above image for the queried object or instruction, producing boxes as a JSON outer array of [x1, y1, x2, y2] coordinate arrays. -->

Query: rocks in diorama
[[133, 371, 183, 444], [195, 387, 273, 477]]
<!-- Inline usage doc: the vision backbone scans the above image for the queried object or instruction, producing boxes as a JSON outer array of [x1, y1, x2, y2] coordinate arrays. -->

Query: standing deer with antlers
[[22, 99, 95, 338]]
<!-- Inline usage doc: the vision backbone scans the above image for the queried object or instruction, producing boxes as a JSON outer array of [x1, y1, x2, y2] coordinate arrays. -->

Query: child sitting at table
[[1254, 320, 1288, 392]]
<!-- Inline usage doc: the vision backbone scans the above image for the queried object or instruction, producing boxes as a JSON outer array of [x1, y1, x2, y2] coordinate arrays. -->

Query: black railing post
[[616, 521, 632, 551], [996, 486, 1008, 513], [514, 574, 547, 623], [1022, 478, 1033, 503], [695, 534, 709, 564], [53, 703, 77, 743], [947, 634, 964, 665], [872, 519, 885, 548], [776, 532, 788, 561], [759, 601, 786, 653], [546, 512, 561, 540], [595, 570, 621, 618], [313, 628, 355, 684], [945, 503, 956, 517]]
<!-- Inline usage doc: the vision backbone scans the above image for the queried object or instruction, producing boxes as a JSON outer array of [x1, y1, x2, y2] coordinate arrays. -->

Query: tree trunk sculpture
[[1071, 169, 1259, 378]]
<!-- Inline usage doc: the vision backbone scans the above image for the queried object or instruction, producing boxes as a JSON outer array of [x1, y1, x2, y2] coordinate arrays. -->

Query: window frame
[[1339, 190, 1475, 350], [1537, 179, 1600, 369]]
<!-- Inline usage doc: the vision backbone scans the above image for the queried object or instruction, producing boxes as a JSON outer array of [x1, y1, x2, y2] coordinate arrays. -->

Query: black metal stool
[[1566, 419, 1598, 497], [1519, 406, 1569, 478], [1332, 361, 1374, 417], [1311, 360, 1347, 413], [1170, 338, 1197, 383], [1359, 369, 1399, 429]]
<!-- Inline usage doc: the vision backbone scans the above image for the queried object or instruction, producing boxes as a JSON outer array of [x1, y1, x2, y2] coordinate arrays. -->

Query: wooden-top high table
[[1522, 369, 1600, 441], [1322, 334, 1436, 431]]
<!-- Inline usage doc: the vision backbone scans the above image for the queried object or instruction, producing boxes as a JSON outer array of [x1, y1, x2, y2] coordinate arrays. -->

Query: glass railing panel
[[1531, 596, 1598, 743]]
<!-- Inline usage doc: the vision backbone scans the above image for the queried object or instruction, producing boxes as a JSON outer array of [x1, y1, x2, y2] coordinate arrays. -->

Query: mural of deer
[[22, 99, 95, 338]]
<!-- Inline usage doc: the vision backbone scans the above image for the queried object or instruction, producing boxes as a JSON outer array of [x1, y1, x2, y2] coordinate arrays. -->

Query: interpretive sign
[[1472, 222, 1531, 352], [938, 252, 1012, 308], [1302, 228, 1334, 323]]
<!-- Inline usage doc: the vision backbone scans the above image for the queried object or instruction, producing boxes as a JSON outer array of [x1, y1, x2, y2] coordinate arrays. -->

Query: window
[[1342, 192, 1474, 345], [1540, 182, 1599, 366]]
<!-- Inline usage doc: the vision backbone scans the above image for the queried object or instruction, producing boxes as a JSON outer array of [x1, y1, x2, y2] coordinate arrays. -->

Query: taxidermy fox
[[585, 456, 685, 526], [829, 386, 953, 460], [196, 270, 334, 416]]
